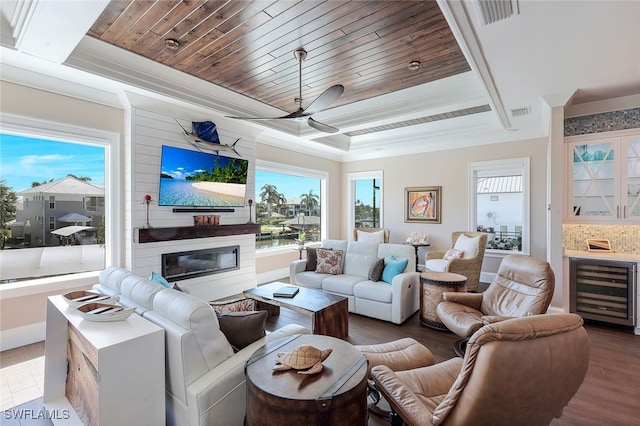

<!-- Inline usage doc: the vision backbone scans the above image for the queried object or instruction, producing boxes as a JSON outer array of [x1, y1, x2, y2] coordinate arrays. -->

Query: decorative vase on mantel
[[247, 198, 255, 224], [142, 194, 154, 229]]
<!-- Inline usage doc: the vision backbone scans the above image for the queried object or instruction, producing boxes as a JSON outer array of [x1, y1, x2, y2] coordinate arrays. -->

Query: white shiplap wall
[[126, 107, 257, 301]]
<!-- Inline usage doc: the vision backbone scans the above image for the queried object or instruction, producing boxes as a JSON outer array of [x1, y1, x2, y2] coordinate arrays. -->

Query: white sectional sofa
[[290, 240, 420, 324], [92, 267, 309, 426]]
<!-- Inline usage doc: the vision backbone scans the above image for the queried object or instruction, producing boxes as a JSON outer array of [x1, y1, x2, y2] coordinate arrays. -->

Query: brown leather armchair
[[425, 231, 487, 291], [372, 313, 590, 426], [437, 254, 555, 338]]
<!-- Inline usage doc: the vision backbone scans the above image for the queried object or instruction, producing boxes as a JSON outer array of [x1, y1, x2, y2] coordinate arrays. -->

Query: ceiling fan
[[227, 48, 344, 133]]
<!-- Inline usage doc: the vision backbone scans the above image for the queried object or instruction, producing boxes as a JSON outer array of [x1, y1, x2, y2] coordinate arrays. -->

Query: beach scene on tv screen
[[159, 146, 248, 207]]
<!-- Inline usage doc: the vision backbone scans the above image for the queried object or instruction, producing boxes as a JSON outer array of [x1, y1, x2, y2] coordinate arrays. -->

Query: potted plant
[[296, 231, 306, 245]]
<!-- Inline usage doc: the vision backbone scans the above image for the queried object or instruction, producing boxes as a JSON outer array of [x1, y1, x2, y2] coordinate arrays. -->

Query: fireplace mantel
[[136, 224, 260, 243]]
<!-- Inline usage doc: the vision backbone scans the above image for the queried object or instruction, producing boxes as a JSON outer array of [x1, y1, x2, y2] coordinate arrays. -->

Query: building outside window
[[469, 158, 530, 254], [0, 130, 109, 283]]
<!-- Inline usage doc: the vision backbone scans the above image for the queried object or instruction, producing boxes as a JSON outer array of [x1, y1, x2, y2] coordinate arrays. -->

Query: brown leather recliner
[[371, 313, 590, 426], [437, 254, 555, 338]]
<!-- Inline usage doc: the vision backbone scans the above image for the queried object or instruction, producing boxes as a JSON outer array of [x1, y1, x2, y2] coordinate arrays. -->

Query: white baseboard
[[0, 321, 46, 351], [256, 267, 289, 285]]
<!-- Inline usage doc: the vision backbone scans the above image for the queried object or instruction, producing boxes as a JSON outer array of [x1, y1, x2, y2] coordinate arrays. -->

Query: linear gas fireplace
[[162, 246, 239, 282]]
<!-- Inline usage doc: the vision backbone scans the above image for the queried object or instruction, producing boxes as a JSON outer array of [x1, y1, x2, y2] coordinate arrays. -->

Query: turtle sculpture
[[273, 344, 333, 375]]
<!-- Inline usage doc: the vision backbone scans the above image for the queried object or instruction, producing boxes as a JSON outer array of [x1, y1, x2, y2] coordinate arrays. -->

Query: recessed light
[[407, 61, 421, 71], [164, 38, 180, 51]]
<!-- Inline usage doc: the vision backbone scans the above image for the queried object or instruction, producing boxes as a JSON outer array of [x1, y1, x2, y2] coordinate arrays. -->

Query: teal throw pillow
[[150, 272, 171, 288], [381, 256, 409, 284]]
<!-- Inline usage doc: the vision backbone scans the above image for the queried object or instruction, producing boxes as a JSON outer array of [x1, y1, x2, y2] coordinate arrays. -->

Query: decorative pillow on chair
[[315, 249, 344, 275], [216, 310, 267, 351], [368, 257, 385, 281], [305, 247, 318, 271], [454, 234, 480, 257], [443, 249, 465, 261], [381, 255, 409, 284], [356, 229, 385, 243]]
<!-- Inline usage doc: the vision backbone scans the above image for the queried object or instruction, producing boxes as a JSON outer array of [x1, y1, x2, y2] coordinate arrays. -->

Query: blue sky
[[160, 145, 247, 181], [255, 170, 321, 201], [0, 134, 105, 192]]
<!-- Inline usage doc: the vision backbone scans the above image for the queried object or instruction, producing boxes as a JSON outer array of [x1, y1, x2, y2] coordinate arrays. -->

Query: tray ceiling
[[87, 0, 470, 113]]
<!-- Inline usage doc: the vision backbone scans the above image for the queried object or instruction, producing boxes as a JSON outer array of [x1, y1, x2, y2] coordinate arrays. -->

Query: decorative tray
[[63, 290, 119, 308], [76, 303, 135, 322]]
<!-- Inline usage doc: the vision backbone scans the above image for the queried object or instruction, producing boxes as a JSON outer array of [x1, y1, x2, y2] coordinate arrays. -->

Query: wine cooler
[[570, 259, 636, 326]]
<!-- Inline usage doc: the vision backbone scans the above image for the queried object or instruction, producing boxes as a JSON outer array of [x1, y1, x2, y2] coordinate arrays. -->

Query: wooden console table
[[43, 295, 165, 425]]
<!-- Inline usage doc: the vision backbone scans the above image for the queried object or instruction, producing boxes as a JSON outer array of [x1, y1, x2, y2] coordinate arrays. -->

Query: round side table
[[420, 271, 467, 330], [245, 334, 368, 426]]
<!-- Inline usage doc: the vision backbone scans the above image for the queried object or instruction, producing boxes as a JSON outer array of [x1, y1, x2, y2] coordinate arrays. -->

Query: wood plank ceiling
[[88, 0, 470, 114]]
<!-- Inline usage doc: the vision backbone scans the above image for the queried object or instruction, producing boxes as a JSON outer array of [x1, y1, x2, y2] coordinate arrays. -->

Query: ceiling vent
[[476, 0, 519, 26], [510, 107, 530, 118], [345, 105, 492, 137]]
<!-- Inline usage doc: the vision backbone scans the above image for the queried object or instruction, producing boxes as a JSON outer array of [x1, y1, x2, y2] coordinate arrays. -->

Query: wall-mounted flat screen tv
[[159, 145, 248, 207]]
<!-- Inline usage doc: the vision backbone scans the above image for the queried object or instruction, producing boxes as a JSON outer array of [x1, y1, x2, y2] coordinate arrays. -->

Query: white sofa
[[92, 267, 309, 426], [289, 240, 420, 324]]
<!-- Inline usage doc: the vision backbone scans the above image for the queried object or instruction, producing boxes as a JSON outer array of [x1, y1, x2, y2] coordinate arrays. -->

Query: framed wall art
[[405, 186, 441, 223]]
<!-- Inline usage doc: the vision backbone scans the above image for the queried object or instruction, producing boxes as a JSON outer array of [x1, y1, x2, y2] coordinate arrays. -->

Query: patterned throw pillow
[[368, 257, 385, 281], [315, 249, 344, 275], [210, 298, 256, 313], [443, 248, 465, 261]]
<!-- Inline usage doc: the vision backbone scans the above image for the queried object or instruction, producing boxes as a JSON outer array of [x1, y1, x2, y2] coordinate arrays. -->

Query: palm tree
[[259, 184, 287, 223], [300, 189, 319, 216]]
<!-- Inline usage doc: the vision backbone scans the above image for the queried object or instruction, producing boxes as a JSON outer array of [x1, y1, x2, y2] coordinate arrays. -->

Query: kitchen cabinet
[[566, 131, 640, 222]]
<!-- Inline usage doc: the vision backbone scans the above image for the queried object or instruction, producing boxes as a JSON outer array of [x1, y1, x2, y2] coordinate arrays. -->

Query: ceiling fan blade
[[308, 117, 339, 133], [227, 107, 306, 121], [304, 85, 344, 115]]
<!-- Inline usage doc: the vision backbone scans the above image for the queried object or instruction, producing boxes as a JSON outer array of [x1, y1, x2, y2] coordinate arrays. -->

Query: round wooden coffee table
[[420, 271, 467, 330], [245, 334, 368, 426]]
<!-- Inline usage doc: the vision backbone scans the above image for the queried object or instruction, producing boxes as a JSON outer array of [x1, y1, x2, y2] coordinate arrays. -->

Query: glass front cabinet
[[566, 132, 640, 222]]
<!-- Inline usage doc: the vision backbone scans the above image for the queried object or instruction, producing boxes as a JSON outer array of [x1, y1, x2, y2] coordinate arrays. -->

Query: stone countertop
[[564, 249, 640, 262]]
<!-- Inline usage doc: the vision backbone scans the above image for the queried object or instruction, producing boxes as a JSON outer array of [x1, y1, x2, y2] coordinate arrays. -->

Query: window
[[348, 171, 383, 232], [0, 114, 119, 284], [255, 160, 326, 250], [469, 158, 530, 255], [84, 196, 101, 212]]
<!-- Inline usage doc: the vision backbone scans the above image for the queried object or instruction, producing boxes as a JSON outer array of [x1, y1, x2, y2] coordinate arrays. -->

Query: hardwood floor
[[268, 309, 640, 426], [2, 308, 638, 425]]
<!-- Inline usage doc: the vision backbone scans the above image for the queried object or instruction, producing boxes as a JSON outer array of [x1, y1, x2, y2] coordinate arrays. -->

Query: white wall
[[342, 137, 550, 285]]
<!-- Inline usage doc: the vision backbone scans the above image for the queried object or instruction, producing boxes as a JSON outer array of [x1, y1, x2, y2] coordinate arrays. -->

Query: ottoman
[[355, 338, 435, 417]]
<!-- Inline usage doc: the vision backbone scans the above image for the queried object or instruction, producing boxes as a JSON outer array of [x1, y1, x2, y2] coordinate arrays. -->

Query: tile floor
[[0, 342, 45, 412]]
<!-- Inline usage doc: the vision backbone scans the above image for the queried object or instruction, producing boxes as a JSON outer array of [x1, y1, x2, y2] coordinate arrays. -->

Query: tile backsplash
[[563, 224, 640, 253], [564, 107, 640, 136]]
